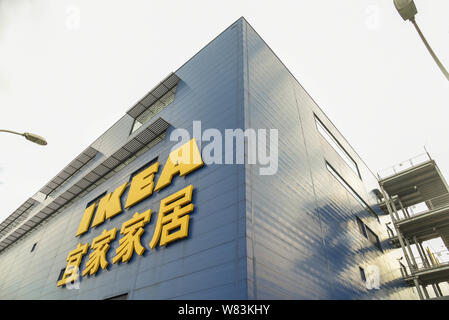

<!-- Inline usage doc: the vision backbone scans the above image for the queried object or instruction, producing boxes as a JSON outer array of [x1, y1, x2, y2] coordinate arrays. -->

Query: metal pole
[[386, 225, 394, 238], [379, 183, 412, 276], [422, 285, 430, 299], [404, 237, 418, 270], [401, 203, 411, 218], [413, 278, 424, 300], [418, 241, 431, 268], [436, 283, 443, 297], [432, 284, 441, 298], [380, 185, 396, 221], [410, 17, 449, 82], [399, 199, 410, 219], [379, 185, 415, 272], [414, 237, 430, 268], [397, 230, 415, 271], [0, 129, 24, 137], [399, 263, 406, 278], [424, 146, 431, 161], [391, 197, 401, 221]]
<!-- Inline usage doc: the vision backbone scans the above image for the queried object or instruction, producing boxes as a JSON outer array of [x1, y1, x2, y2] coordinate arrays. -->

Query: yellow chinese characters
[[59, 139, 204, 288], [82, 228, 117, 276], [150, 185, 194, 248], [112, 210, 152, 264], [57, 243, 89, 287]]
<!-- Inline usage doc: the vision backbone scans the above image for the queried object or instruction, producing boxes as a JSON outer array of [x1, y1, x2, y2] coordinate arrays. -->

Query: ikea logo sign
[[57, 138, 203, 287]]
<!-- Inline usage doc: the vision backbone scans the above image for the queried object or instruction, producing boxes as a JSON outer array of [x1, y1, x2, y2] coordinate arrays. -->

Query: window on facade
[[357, 216, 383, 252], [105, 293, 128, 300], [365, 226, 383, 252], [326, 162, 379, 221], [131, 87, 177, 134], [57, 268, 66, 282], [315, 115, 361, 179], [359, 266, 366, 282], [356, 217, 368, 238]]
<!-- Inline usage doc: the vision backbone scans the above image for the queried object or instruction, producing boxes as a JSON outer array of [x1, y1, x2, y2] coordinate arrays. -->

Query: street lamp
[[0, 129, 47, 146], [393, 0, 449, 81]]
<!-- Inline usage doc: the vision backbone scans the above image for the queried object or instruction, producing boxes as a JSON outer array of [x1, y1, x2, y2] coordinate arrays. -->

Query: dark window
[[326, 162, 379, 222], [31, 242, 38, 252], [359, 267, 366, 282], [57, 268, 66, 282], [131, 87, 177, 134], [366, 226, 383, 252], [105, 293, 128, 300], [315, 115, 361, 179], [356, 217, 368, 238]]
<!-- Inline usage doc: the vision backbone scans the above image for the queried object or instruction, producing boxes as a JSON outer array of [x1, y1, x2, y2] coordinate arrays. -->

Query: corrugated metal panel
[[0, 198, 38, 239], [39, 146, 99, 196], [126, 73, 180, 119]]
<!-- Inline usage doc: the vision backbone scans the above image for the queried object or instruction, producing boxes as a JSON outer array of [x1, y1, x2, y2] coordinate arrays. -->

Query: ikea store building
[[0, 18, 418, 300]]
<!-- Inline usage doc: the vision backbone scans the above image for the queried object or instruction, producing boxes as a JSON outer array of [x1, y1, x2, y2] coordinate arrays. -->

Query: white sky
[[0, 0, 448, 225]]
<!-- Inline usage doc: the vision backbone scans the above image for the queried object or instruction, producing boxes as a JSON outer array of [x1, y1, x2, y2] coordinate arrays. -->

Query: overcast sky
[[0, 0, 448, 222]]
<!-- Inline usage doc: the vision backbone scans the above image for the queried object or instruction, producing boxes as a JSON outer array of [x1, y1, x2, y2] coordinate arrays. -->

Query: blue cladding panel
[[0, 18, 416, 300], [0, 19, 247, 300], [242, 20, 416, 299]]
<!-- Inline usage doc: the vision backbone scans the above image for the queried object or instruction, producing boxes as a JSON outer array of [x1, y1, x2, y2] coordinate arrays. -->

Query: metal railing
[[392, 193, 449, 223], [415, 250, 449, 272], [377, 152, 432, 180], [386, 223, 396, 239], [399, 249, 449, 276], [399, 261, 409, 278]]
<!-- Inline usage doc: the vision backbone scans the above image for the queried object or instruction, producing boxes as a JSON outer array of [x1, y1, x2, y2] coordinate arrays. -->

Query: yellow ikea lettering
[[76, 203, 96, 236], [91, 182, 128, 228], [125, 162, 159, 209], [154, 138, 203, 192], [59, 139, 208, 287], [74, 138, 203, 236]]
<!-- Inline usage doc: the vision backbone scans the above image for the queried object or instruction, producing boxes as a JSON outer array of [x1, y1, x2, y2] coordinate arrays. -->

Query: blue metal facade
[[0, 18, 416, 299], [242, 20, 416, 299]]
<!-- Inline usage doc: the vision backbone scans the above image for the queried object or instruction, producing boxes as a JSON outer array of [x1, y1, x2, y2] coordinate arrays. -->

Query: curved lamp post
[[393, 0, 449, 81], [0, 129, 47, 146]]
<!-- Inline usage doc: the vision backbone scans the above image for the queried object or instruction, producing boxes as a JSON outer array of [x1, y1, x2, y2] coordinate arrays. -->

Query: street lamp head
[[23, 132, 47, 146], [394, 0, 418, 21]]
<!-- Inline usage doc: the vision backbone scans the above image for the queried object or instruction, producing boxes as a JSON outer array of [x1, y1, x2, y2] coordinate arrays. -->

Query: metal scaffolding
[[378, 152, 449, 299]]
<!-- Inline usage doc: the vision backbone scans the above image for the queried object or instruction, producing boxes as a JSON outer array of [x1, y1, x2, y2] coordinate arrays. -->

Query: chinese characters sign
[[57, 138, 203, 287]]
